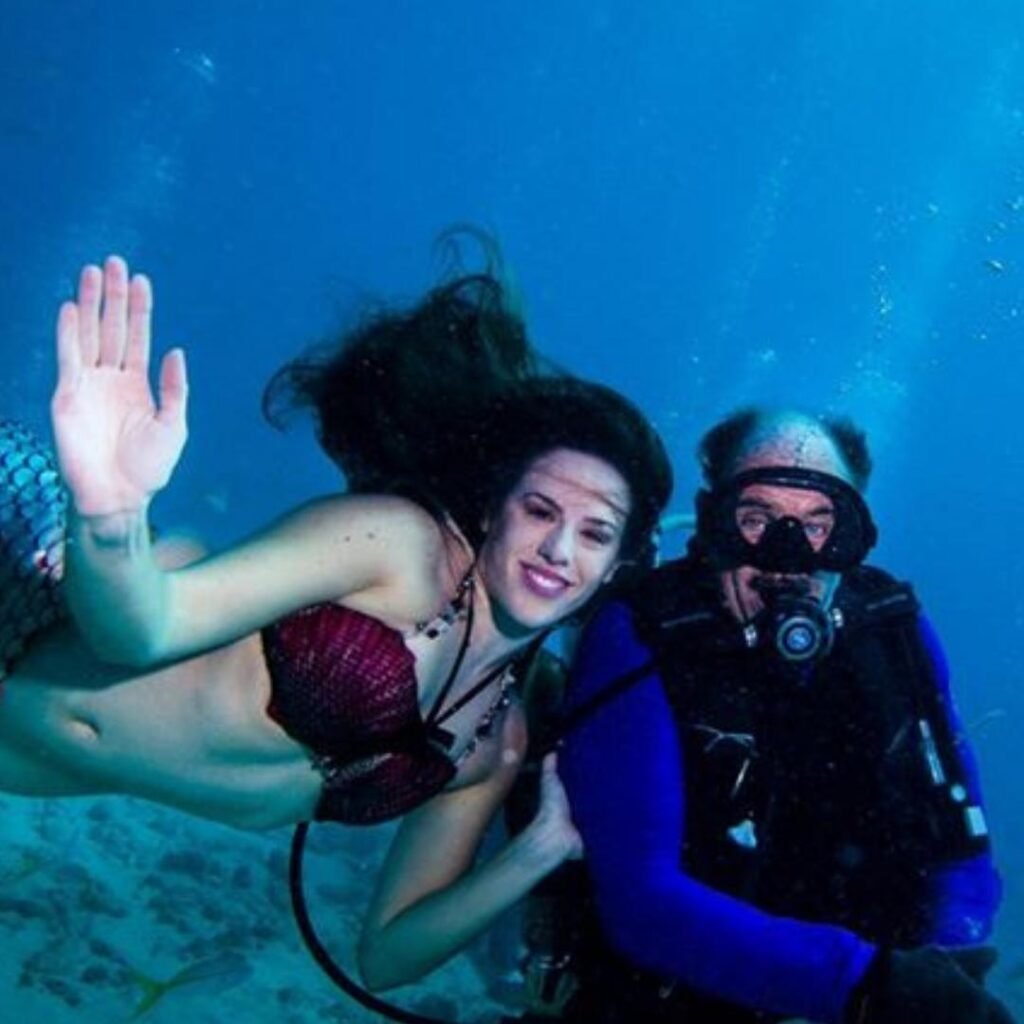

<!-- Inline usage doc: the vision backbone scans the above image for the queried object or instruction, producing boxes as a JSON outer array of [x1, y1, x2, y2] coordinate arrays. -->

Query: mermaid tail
[[0, 420, 67, 681]]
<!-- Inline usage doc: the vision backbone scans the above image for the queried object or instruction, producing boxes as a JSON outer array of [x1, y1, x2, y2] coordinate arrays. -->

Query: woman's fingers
[[76, 263, 102, 365], [156, 348, 188, 429], [124, 272, 153, 373], [538, 753, 584, 859], [66, 257, 157, 375], [539, 753, 568, 807], [57, 257, 182, 437], [97, 255, 129, 367], [53, 301, 82, 402]]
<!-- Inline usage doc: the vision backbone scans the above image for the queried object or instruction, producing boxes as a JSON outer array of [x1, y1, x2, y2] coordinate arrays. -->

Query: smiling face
[[477, 448, 631, 636]]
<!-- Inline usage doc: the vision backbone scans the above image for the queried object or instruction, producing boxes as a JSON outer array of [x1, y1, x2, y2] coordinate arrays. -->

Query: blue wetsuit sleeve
[[560, 602, 876, 1024], [917, 617, 1003, 945]]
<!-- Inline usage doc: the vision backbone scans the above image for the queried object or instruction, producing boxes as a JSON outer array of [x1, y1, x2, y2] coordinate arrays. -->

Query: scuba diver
[[535, 408, 1015, 1024]]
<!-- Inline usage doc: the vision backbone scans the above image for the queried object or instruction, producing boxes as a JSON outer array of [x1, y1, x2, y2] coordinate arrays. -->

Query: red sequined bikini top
[[262, 577, 514, 825]]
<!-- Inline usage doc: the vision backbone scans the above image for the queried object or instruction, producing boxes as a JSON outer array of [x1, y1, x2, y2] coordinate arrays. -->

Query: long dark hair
[[263, 231, 672, 558]]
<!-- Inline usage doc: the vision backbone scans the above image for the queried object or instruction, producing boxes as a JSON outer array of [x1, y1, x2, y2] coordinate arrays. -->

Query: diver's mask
[[694, 466, 878, 574], [694, 466, 877, 665]]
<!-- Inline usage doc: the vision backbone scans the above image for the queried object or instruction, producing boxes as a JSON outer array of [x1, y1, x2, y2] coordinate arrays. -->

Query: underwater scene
[[1, 2, 1023, 1022]]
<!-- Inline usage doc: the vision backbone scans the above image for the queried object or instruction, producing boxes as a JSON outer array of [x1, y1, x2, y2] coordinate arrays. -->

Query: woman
[[0, 248, 672, 990]]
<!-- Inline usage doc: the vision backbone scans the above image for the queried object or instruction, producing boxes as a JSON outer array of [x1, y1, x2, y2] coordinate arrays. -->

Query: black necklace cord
[[424, 584, 476, 725]]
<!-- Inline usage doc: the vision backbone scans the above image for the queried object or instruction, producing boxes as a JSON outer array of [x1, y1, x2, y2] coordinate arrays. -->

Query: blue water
[[1, 1, 1022, 1019]]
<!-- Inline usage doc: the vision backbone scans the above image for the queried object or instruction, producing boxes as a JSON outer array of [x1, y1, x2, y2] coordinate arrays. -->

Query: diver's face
[[478, 448, 630, 636], [720, 424, 848, 622], [735, 484, 836, 552]]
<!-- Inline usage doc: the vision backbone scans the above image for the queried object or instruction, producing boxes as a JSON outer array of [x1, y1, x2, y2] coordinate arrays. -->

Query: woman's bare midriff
[[0, 623, 322, 830]]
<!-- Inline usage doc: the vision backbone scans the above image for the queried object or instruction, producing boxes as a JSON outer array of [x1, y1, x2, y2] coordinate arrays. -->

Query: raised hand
[[51, 256, 188, 516]]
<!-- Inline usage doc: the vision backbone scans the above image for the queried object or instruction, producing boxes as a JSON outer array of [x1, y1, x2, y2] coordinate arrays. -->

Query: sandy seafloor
[[1, 788, 1021, 1024], [0, 792, 516, 1024]]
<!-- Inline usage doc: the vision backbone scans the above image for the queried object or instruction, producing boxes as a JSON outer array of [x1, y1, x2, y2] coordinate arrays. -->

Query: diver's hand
[[855, 946, 1016, 1024], [51, 256, 188, 516], [946, 944, 999, 984], [524, 754, 583, 865]]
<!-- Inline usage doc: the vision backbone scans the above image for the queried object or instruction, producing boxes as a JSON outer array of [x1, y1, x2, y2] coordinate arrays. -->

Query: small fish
[[985, 258, 1006, 274], [127, 952, 252, 1019]]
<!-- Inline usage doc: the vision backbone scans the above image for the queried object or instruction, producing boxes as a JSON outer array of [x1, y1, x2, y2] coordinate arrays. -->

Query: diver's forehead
[[733, 424, 852, 483]]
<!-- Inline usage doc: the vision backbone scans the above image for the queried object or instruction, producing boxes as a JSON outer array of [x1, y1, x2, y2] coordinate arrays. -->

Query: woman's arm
[[69, 491, 443, 666], [54, 256, 188, 663], [54, 257, 443, 666], [357, 717, 580, 991]]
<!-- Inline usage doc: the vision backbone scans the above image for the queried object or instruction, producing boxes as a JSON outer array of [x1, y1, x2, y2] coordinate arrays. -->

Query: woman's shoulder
[[288, 492, 468, 619], [291, 492, 449, 554]]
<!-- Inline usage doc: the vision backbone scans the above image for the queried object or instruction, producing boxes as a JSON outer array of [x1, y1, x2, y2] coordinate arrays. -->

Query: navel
[[68, 716, 101, 742]]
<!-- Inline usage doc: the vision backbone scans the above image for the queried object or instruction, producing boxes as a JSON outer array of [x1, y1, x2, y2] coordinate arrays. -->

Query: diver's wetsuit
[[558, 558, 1000, 1024]]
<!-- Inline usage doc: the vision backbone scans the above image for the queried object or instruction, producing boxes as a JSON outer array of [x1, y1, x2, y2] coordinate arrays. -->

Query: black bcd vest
[[623, 557, 988, 946]]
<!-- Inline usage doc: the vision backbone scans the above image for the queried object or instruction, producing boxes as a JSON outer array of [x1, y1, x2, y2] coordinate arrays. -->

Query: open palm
[[51, 257, 188, 516]]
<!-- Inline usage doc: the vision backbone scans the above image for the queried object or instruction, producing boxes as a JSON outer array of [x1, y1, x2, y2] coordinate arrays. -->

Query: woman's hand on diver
[[526, 754, 584, 864], [52, 256, 188, 516]]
